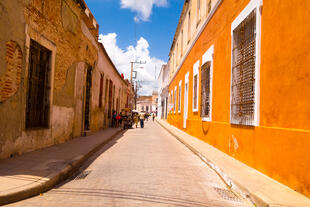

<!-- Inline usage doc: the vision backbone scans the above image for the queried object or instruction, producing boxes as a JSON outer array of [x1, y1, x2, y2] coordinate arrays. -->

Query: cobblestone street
[[6, 121, 249, 207]]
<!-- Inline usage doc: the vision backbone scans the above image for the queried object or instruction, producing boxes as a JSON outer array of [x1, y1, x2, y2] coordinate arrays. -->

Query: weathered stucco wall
[[0, 0, 98, 159], [0, 0, 27, 158], [167, 0, 310, 196], [96, 45, 128, 129]]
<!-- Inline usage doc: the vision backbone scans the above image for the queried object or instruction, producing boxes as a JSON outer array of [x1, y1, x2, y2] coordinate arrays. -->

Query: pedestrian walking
[[139, 112, 145, 128], [118, 112, 123, 126], [133, 113, 139, 128], [152, 113, 155, 121]]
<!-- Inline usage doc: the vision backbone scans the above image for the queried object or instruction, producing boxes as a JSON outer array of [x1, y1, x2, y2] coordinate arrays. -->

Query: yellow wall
[[167, 0, 310, 197]]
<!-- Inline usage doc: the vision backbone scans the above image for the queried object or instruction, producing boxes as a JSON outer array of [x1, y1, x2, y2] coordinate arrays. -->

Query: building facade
[[0, 0, 133, 159], [151, 91, 158, 115], [158, 64, 170, 119], [166, 0, 310, 197], [136, 96, 152, 113], [97, 44, 132, 129]]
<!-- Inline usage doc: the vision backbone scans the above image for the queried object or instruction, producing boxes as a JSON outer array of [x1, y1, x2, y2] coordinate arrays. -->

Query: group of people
[[133, 112, 155, 128], [112, 110, 122, 128], [112, 110, 156, 129]]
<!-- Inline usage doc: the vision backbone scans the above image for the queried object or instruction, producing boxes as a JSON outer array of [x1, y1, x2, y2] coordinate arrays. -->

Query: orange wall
[[167, 0, 310, 196]]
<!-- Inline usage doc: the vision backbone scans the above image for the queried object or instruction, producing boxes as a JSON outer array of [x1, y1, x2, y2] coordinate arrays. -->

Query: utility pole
[[131, 61, 146, 110], [130, 61, 146, 83], [135, 81, 138, 110]]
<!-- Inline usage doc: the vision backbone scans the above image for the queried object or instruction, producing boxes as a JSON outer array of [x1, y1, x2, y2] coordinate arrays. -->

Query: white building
[[157, 64, 170, 119]]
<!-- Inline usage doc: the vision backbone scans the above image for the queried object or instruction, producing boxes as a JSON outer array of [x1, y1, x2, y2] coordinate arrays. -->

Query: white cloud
[[99, 33, 165, 95], [120, 0, 167, 22]]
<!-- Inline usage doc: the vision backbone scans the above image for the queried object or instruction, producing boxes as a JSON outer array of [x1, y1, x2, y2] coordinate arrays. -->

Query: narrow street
[[6, 121, 248, 207]]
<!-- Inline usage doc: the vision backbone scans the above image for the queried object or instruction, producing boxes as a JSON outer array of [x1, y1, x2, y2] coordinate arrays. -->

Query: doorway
[[84, 66, 92, 131], [26, 40, 51, 129]]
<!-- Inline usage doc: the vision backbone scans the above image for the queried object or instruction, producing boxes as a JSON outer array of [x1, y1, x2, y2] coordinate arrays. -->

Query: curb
[[0, 129, 123, 206], [156, 120, 257, 207]]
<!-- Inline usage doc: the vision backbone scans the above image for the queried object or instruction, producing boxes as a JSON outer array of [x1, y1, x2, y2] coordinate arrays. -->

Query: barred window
[[26, 40, 51, 129], [200, 62, 211, 118], [231, 10, 256, 125]]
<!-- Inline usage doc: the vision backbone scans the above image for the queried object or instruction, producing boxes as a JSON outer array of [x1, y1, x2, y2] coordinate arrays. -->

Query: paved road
[[6, 121, 249, 207]]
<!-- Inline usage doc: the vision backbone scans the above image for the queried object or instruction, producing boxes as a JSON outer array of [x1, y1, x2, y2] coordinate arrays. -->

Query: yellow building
[[166, 0, 310, 196]]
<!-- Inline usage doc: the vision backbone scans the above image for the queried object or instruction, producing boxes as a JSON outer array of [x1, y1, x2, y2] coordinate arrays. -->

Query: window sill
[[178, 111, 181, 114], [192, 108, 198, 112], [202, 117, 211, 122], [25, 127, 50, 132]]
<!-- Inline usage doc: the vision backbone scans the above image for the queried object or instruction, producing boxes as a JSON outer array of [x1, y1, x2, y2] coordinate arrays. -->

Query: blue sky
[[84, 0, 183, 95], [85, 0, 183, 61]]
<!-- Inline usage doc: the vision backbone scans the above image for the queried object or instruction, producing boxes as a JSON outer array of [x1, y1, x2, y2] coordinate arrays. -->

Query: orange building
[[166, 0, 310, 196]]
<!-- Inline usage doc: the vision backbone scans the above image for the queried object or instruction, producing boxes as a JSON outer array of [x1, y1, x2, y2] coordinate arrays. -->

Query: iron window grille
[[231, 10, 256, 126], [26, 40, 51, 129], [200, 62, 211, 118]]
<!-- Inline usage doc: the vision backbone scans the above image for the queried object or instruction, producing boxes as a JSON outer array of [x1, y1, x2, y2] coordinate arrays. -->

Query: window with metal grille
[[99, 74, 104, 108], [200, 62, 211, 118], [231, 10, 256, 125], [26, 40, 51, 129]]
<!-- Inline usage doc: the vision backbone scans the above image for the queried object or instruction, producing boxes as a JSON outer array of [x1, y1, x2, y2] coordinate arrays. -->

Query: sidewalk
[[156, 119, 310, 207], [0, 128, 122, 206]]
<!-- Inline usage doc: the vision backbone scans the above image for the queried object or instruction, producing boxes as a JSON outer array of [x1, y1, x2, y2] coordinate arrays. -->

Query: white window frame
[[170, 90, 173, 113], [174, 86, 177, 113], [183, 72, 190, 128], [201, 45, 214, 122], [178, 80, 182, 113], [230, 0, 262, 126], [192, 60, 199, 112]]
